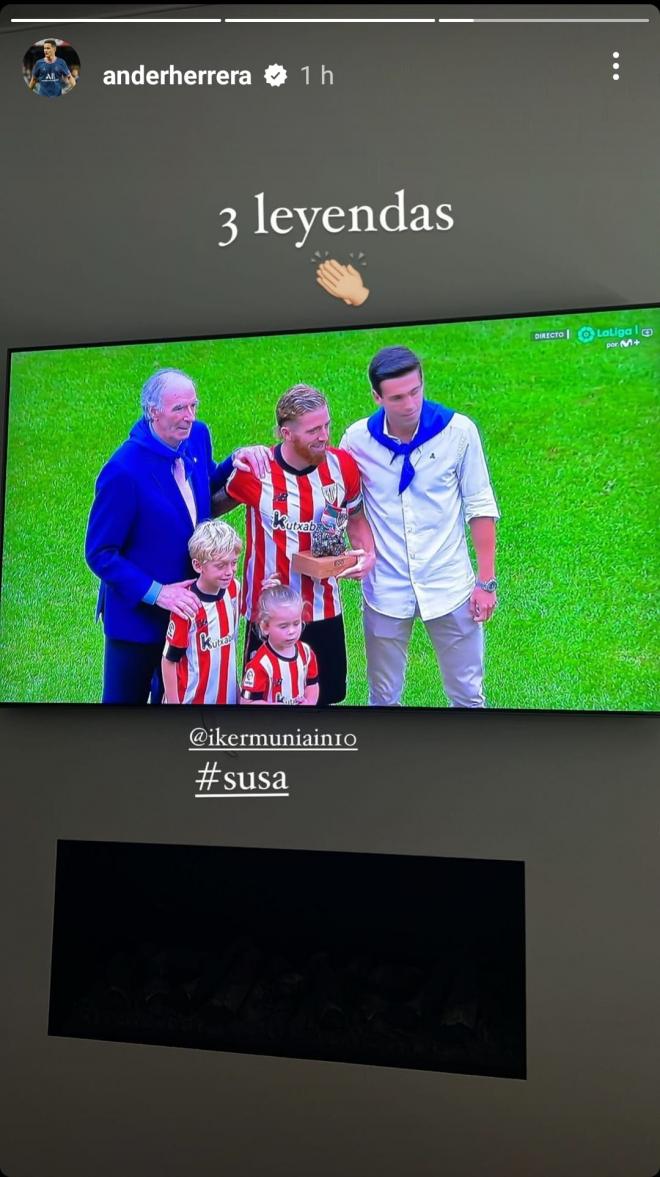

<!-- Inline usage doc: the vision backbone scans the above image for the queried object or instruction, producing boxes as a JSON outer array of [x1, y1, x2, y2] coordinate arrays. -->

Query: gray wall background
[[1, 5, 659, 1175]]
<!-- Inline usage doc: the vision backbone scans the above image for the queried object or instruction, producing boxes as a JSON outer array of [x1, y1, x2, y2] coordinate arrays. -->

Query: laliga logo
[[577, 325, 596, 343], [578, 323, 645, 343]]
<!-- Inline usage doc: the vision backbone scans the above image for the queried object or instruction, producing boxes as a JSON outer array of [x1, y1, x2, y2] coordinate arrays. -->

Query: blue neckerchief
[[129, 418, 195, 477], [367, 400, 454, 493]]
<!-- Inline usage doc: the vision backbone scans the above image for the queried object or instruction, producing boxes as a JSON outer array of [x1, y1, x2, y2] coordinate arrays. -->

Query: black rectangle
[[49, 839, 526, 1079]]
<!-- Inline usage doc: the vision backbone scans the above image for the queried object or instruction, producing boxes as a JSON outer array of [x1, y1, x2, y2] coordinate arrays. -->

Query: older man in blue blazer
[[86, 367, 252, 703]]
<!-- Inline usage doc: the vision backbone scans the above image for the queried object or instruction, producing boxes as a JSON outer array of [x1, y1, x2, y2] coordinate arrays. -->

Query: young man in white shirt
[[339, 345, 499, 707]]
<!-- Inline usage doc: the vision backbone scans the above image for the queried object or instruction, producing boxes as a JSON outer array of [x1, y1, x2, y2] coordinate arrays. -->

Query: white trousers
[[363, 597, 485, 708]]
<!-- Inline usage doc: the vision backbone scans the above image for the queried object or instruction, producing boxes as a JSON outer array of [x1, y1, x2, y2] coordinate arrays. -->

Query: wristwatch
[[476, 577, 498, 592]]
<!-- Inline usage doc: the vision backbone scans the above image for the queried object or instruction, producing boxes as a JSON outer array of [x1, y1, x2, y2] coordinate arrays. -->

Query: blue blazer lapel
[[138, 425, 208, 525], [147, 456, 195, 531]]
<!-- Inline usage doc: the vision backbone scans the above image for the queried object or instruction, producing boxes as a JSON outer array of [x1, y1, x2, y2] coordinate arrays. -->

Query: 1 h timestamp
[[300, 65, 334, 86]]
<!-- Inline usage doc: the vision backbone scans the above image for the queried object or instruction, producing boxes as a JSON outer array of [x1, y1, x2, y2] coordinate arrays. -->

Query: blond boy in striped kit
[[162, 519, 242, 705]]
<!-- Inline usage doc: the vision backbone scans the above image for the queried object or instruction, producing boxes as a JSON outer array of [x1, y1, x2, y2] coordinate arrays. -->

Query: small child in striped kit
[[161, 519, 242, 705], [240, 585, 319, 706]]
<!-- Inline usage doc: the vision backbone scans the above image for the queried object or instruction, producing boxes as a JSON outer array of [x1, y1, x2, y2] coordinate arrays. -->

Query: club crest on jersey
[[321, 482, 340, 505]]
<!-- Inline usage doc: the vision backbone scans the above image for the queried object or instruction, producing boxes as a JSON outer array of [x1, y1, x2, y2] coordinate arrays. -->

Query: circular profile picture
[[23, 38, 80, 98]]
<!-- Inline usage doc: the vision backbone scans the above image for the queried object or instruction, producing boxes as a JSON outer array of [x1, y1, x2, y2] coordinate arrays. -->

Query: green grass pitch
[[1, 308, 658, 710]]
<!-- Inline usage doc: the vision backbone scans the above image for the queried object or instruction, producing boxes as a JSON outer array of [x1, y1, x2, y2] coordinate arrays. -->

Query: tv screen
[[1, 305, 658, 711]]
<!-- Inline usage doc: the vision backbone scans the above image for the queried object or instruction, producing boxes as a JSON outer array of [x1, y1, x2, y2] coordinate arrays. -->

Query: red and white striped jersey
[[163, 579, 240, 705], [226, 445, 362, 622], [241, 641, 319, 705]]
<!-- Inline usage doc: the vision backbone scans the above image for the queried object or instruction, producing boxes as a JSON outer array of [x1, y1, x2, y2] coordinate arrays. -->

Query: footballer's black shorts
[[244, 613, 347, 707]]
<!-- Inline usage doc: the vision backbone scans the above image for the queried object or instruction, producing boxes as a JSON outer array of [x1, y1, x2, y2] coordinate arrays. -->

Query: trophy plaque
[[291, 502, 358, 580]]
